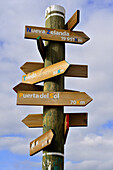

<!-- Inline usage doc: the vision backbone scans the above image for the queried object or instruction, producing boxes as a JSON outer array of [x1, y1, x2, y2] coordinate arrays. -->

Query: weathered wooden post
[[42, 5, 65, 169]]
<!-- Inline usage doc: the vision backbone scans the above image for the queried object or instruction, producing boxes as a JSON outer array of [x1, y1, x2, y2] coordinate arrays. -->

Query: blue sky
[[0, 0, 113, 169]]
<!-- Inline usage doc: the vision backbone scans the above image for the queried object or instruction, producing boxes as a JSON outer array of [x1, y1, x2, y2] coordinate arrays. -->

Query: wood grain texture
[[13, 82, 76, 93], [42, 12, 65, 169], [22, 60, 70, 84], [22, 113, 87, 128], [17, 91, 92, 106], [69, 113, 88, 126], [20, 62, 44, 74], [13, 83, 43, 93], [65, 64, 88, 78], [25, 25, 90, 44], [65, 10, 80, 30], [22, 114, 43, 128], [20, 62, 88, 78], [30, 129, 54, 156]]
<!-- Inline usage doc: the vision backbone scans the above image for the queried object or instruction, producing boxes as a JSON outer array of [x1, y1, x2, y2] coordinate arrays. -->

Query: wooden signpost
[[30, 129, 54, 156], [22, 60, 70, 84], [25, 26, 89, 44], [13, 5, 92, 170], [17, 91, 92, 106], [22, 113, 88, 128], [21, 62, 88, 78]]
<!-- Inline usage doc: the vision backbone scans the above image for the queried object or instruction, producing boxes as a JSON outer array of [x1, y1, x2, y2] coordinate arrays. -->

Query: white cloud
[[0, 135, 43, 157], [65, 160, 99, 170], [65, 159, 113, 170], [65, 132, 113, 169], [0, 137, 28, 155]]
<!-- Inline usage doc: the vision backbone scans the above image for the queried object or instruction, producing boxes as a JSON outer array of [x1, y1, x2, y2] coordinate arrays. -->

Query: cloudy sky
[[0, 0, 113, 169]]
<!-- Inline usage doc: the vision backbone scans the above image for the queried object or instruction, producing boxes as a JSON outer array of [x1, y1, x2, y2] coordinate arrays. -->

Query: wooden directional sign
[[21, 62, 88, 78], [13, 83, 43, 93], [13, 83, 76, 93], [20, 62, 44, 74], [66, 64, 88, 78], [17, 91, 92, 106], [69, 113, 88, 127], [25, 26, 90, 44], [22, 114, 43, 128], [22, 113, 88, 128], [30, 129, 54, 156], [65, 10, 80, 30], [22, 60, 70, 84]]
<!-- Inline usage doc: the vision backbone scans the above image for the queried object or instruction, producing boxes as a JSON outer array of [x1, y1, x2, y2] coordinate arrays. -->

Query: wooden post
[[42, 5, 65, 169]]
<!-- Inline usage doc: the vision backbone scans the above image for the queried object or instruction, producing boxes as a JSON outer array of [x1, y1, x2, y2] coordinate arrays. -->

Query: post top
[[45, 5, 65, 20]]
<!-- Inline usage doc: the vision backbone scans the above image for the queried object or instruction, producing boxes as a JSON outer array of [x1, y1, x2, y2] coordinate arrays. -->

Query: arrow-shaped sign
[[21, 62, 88, 78], [65, 10, 80, 30], [22, 113, 88, 128], [30, 129, 54, 156], [13, 83, 43, 93], [22, 60, 70, 84], [17, 91, 92, 106], [13, 83, 77, 93], [25, 26, 90, 44], [20, 62, 44, 74]]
